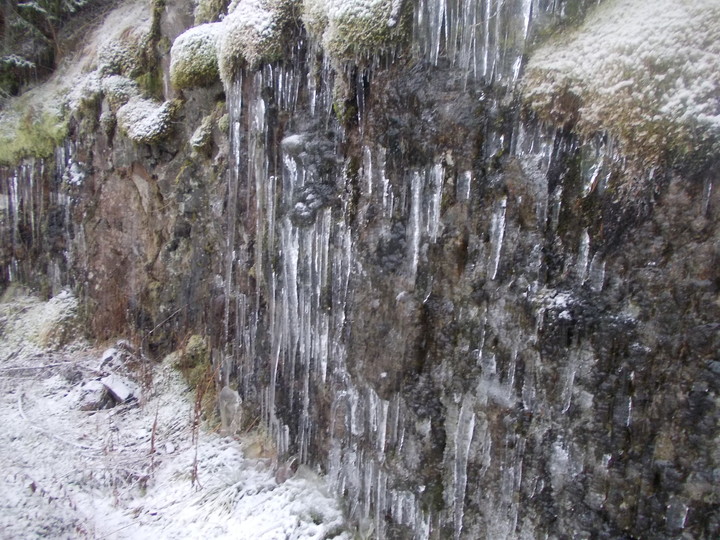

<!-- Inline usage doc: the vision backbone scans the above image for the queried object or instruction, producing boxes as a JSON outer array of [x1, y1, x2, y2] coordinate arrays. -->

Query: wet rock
[[289, 182, 337, 226], [78, 380, 113, 411]]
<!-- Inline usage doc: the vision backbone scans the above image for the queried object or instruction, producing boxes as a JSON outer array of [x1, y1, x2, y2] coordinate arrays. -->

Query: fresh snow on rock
[[0, 290, 349, 539]]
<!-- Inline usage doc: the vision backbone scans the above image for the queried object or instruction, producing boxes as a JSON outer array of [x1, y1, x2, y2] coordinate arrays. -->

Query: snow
[[101, 74, 141, 107], [170, 23, 222, 89], [524, 0, 720, 161], [95, 1, 152, 77], [0, 290, 350, 539], [218, 0, 297, 82], [303, 0, 404, 57], [117, 97, 173, 144]]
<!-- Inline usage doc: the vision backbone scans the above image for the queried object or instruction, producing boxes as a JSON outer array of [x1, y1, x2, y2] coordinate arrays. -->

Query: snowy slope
[[0, 289, 349, 539]]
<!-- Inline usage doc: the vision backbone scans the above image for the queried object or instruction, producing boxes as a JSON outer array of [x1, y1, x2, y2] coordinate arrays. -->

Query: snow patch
[[218, 0, 299, 83], [0, 291, 350, 538], [101, 74, 140, 107], [117, 97, 173, 144], [524, 0, 720, 162]]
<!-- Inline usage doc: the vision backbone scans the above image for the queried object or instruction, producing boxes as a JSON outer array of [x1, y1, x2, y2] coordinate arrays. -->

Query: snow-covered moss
[[116, 97, 174, 144], [523, 0, 720, 164], [98, 38, 145, 77], [302, 0, 410, 59], [101, 75, 141, 108], [217, 0, 300, 84], [194, 0, 227, 24], [170, 23, 222, 89], [95, 1, 153, 78]]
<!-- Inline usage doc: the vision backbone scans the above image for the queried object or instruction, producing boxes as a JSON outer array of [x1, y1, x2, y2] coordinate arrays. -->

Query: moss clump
[[523, 0, 720, 167], [218, 0, 300, 84], [190, 113, 215, 152], [170, 23, 223, 89], [101, 75, 141, 108], [171, 335, 219, 424], [302, 0, 411, 60], [217, 113, 230, 134], [98, 38, 146, 78], [178, 334, 210, 387], [195, 0, 229, 24], [116, 96, 174, 144], [0, 105, 68, 166]]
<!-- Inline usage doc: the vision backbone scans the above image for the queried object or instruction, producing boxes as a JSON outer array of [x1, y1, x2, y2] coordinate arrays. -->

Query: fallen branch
[[17, 392, 103, 453]]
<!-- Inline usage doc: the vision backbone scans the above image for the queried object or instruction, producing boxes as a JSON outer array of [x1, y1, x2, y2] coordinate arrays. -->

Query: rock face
[[1, 0, 719, 538]]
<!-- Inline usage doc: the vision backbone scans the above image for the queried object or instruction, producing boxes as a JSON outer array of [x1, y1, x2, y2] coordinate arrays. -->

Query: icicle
[[458, 170, 472, 201], [702, 178, 713, 216], [407, 171, 423, 285], [453, 396, 476, 540], [224, 75, 243, 344], [588, 253, 605, 292], [489, 196, 507, 280], [426, 164, 444, 241], [577, 229, 590, 284]]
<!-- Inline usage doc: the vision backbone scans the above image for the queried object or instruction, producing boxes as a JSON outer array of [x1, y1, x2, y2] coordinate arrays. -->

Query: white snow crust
[[0, 290, 349, 539], [170, 22, 222, 89], [524, 0, 720, 160], [117, 97, 173, 143]]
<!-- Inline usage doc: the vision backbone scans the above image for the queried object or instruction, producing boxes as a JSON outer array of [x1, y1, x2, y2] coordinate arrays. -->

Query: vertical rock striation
[[1, 0, 718, 537]]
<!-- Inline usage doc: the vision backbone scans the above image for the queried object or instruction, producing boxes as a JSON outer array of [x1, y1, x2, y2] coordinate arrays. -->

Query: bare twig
[[17, 392, 102, 453]]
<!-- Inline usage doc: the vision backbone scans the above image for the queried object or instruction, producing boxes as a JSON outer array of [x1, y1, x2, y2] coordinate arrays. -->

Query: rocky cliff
[[1, 0, 719, 537]]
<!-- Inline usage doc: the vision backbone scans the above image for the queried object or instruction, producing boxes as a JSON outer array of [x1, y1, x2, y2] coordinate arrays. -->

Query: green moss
[[171, 335, 219, 424], [218, 0, 301, 84], [328, 2, 410, 59], [136, 68, 165, 100], [217, 113, 230, 134], [195, 0, 229, 24], [170, 23, 222, 90], [303, 0, 412, 61], [176, 334, 209, 379], [0, 106, 68, 166], [190, 113, 214, 152]]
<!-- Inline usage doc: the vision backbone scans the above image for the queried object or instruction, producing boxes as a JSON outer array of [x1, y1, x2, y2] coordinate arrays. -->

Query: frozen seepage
[[327, 387, 432, 538], [414, 0, 532, 84], [223, 62, 357, 464], [0, 144, 79, 289], [488, 196, 507, 280], [224, 76, 243, 345], [413, 0, 585, 85], [451, 396, 476, 540]]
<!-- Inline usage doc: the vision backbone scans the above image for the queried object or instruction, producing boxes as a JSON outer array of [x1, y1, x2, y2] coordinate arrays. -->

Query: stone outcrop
[[1, 0, 718, 538]]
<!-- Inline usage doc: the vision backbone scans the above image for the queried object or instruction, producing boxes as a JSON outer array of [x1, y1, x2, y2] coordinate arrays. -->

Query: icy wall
[[1, 0, 719, 537]]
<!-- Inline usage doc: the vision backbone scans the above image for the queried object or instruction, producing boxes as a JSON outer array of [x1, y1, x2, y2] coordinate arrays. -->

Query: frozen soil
[[0, 289, 349, 539]]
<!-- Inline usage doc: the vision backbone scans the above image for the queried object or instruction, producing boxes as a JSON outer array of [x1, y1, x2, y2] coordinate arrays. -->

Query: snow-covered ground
[[0, 288, 349, 539]]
